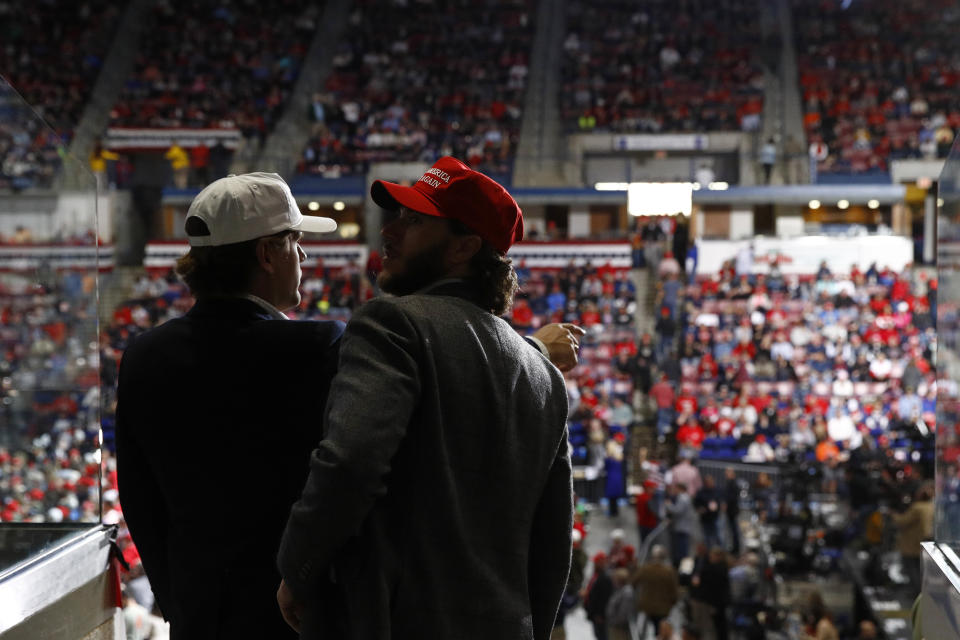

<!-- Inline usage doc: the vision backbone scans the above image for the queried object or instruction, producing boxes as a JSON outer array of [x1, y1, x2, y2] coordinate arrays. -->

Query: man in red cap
[[277, 158, 574, 639]]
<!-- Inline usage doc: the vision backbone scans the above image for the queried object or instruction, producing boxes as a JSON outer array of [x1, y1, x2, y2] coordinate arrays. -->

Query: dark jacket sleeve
[[528, 426, 573, 640], [115, 346, 173, 618], [277, 300, 421, 596]]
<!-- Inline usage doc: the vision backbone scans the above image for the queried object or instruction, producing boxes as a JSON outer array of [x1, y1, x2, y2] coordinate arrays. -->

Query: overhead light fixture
[[838, 199, 849, 209], [307, 201, 320, 211], [867, 199, 879, 209], [708, 182, 729, 190], [939, 198, 946, 207], [333, 201, 346, 211], [809, 200, 821, 210]]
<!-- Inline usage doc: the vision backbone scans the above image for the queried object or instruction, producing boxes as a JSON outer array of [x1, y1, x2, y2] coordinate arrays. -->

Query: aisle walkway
[[559, 504, 685, 640]]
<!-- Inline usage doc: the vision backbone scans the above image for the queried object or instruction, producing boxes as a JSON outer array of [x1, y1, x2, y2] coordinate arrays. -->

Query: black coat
[[583, 569, 614, 621], [693, 560, 731, 609], [116, 298, 343, 639], [278, 283, 573, 640]]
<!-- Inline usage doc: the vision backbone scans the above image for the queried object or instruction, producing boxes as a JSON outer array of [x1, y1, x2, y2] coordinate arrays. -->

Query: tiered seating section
[[560, 0, 765, 133], [510, 263, 638, 474], [674, 261, 936, 468], [0, 260, 634, 526], [794, 0, 960, 174], [3, 248, 938, 521], [0, 0, 123, 189], [109, 0, 318, 142], [0, 269, 102, 522], [298, 0, 535, 178]]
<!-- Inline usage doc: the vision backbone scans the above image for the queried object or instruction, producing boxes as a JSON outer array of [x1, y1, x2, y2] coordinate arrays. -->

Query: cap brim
[[371, 180, 445, 217], [295, 215, 337, 234]]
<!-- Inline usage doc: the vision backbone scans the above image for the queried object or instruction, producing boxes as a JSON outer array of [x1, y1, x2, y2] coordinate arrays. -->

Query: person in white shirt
[[869, 352, 893, 380], [832, 369, 854, 397], [790, 419, 817, 449], [770, 334, 795, 362], [744, 435, 775, 462], [827, 408, 861, 450], [790, 324, 812, 347]]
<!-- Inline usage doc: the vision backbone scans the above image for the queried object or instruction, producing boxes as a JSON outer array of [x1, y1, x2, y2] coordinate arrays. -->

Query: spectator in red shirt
[[676, 417, 705, 455], [732, 337, 756, 360], [699, 397, 720, 429], [580, 302, 602, 327], [635, 480, 660, 542], [698, 353, 719, 381], [675, 391, 698, 416], [511, 298, 534, 329]]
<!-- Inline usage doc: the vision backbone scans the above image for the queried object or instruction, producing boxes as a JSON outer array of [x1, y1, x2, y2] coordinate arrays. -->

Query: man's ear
[[255, 238, 276, 274], [446, 234, 483, 267]]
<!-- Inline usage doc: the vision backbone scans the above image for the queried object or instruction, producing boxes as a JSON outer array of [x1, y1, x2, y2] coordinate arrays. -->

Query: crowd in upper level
[[299, 0, 534, 178], [108, 0, 318, 145], [560, 0, 765, 134], [794, 0, 960, 175], [0, 0, 122, 190], [5, 0, 960, 188]]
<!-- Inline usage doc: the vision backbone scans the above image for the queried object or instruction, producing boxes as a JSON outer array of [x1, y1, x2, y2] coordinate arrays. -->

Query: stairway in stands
[[254, 0, 353, 176], [513, 0, 567, 187], [64, 0, 156, 190], [775, 0, 810, 184], [631, 267, 658, 336], [626, 263, 674, 488]]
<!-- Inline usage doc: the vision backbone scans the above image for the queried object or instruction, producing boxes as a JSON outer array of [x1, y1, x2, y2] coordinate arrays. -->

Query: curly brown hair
[[448, 219, 518, 316]]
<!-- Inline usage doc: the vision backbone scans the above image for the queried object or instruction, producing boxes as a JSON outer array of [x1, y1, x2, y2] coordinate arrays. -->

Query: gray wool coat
[[278, 281, 573, 640]]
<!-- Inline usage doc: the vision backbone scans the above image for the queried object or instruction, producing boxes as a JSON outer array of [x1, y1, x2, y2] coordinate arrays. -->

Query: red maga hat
[[370, 156, 523, 254]]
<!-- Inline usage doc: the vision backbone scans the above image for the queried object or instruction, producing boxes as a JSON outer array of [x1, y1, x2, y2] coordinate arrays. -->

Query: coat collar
[[187, 296, 279, 323], [410, 278, 486, 309]]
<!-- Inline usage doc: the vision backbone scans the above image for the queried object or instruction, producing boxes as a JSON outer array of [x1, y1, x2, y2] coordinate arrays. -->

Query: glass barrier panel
[[936, 135, 960, 544], [0, 77, 102, 576]]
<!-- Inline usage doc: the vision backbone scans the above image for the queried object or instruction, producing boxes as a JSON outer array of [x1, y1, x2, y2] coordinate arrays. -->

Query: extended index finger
[[563, 323, 587, 336]]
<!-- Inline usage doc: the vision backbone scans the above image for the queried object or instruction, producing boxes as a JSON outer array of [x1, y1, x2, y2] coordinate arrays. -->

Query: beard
[[378, 240, 451, 296]]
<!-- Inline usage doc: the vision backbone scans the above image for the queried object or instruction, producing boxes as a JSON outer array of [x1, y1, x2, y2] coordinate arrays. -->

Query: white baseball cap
[[185, 172, 336, 246]]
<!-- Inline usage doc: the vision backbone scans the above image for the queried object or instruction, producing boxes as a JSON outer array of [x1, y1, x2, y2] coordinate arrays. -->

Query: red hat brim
[[371, 180, 446, 219]]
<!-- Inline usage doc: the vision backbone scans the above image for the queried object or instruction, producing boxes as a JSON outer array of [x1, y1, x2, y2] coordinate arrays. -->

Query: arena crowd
[[299, 0, 534, 178], [794, 0, 960, 175]]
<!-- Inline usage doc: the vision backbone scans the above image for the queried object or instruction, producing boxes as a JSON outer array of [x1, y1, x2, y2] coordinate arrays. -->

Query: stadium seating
[[673, 258, 936, 468], [794, 0, 960, 175], [560, 0, 765, 133], [0, 269, 102, 523], [0, 0, 124, 189], [109, 0, 319, 141], [298, 0, 535, 178]]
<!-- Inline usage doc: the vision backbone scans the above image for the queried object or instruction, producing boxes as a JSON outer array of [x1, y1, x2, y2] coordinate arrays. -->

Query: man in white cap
[[116, 172, 342, 639], [277, 157, 574, 639]]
